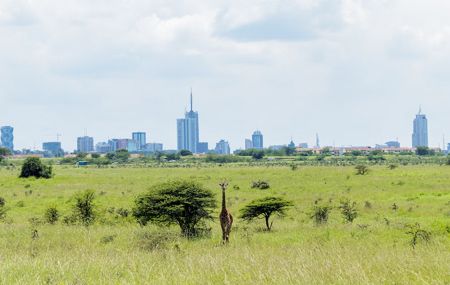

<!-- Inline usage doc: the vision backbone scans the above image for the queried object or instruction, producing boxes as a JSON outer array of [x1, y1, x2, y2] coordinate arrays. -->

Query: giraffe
[[219, 181, 233, 244]]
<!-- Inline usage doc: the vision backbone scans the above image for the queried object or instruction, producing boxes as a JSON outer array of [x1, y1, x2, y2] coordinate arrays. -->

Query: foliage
[[416, 146, 431, 156], [0, 197, 6, 220], [446, 157, 450, 166], [388, 164, 398, 170], [251, 180, 270, 190], [339, 199, 358, 223], [355, 165, 369, 175], [236, 149, 265, 160], [310, 204, 332, 225], [240, 196, 292, 231], [405, 223, 431, 249], [72, 190, 96, 226], [19, 157, 53, 179], [77, 152, 88, 159], [204, 154, 243, 163], [133, 180, 216, 237], [44, 206, 60, 225], [165, 153, 181, 161], [0, 147, 11, 156], [91, 153, 101, 159], [179, 149, 193, 156]]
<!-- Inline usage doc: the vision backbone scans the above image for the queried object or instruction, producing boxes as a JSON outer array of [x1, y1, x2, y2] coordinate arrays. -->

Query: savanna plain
[[0, 164, 449, 284]]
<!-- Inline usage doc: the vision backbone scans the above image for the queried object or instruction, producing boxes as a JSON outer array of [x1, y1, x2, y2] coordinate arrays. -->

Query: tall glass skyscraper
[[252, 130, 264, 149], [177, 92, 200, 153], [1, 126, 14, 152], [132, 132, 147, 150], [412, 109, 428, 148]]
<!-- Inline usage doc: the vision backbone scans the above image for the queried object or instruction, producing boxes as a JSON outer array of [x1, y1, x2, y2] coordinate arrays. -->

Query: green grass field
[[0, 165, 449, 284]]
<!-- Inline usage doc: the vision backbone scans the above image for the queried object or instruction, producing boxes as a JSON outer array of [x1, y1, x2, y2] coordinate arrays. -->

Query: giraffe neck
[[222, 190, 226, 210]]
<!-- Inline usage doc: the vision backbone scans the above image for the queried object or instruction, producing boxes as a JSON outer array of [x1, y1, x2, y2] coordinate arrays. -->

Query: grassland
[[0, 164, 449, 284]]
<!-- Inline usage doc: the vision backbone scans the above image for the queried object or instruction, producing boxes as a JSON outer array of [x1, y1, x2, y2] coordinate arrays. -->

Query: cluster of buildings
[[1, 97, 449, 157]]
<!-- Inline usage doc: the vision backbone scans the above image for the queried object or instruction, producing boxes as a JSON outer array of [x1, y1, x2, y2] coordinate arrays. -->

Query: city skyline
[[1, 1, 450, 151]]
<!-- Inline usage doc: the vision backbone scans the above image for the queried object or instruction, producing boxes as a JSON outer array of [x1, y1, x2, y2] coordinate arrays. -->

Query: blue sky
[[1, 0, 449, 151]]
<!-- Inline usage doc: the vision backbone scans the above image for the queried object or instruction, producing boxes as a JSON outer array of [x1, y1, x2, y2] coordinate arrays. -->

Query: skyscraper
[[245, 139, 253, 150], [215, 140, 230, 155], [1, 126, 14, 152], [252, 130, 263, 149], [77, 136, 94, 153], [412, 108, 428, 148], [132, 132, 147, 150], [43, 142, 64, 157], [177, 91, 200, 153]]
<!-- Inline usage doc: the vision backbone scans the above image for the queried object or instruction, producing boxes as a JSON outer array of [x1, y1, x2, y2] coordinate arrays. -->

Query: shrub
[[251, 180, 270, 190], [132, 180, 216, 237], [446, 157, 450, 166], [73, 190, 96, 226], [19, 157, 53, 179], [388, 164, 398, 170], [179, 149, 193, 156], [406, 223, 431, 249], [240, 196, 292, 231], [355, 165, 369, 175], [339, 199, 358, 223], [0, 197, 6, 221], [44, 206, 60, 225], [311, 204, 332, 225]]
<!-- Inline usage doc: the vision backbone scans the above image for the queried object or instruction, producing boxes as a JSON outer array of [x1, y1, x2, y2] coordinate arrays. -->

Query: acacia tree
[[240, 197, 292, 231], [133, 180, 216, 237], [19, 157, 53, 179]]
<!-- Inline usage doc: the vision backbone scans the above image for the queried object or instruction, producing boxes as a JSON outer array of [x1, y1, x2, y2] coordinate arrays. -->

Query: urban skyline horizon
[[1, 95, 448, 152]]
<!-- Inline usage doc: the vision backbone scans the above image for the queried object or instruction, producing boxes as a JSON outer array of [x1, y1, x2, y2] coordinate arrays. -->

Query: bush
[[133, 180, 216, 237], [251, 180, 270, 190], [179, 149, 193, 156], [240, 197, 292, 231], [0, 197, 6, 221], [355, 165, 369, 175], [339, 199, 358, 223], [311, 204, 331, 225], [446, 157, 450, 166], [72, 190, 96, 226], [19, 157, 53, 179], [406, 223, 431, 249], [44, 206, 60, 224]]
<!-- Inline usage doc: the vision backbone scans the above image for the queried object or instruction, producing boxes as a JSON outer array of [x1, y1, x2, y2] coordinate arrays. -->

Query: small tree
[[240, 197, 292, 231], [133, 180, 216, 237], [406, 223, 431, 249], [0, 197, 6, 221], [19, 157, 53, 179], [0, 147, 11, 157], [355, 165, 369, 175], [416, 146, 430, 156], [44, 206, 60, 224], [311, 205, 331, 225], [73, 190, 96, 226], [339, 199, 358, 223]]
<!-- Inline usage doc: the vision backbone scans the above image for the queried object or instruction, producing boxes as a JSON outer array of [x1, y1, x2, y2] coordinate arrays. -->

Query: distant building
[[43, 142, 64, 157], [447, 143, 450, 154], [1, 126, 14, 151], [108, 139, 131, 152], [215, 140, 230, 155], [252, 131, 263, 149], [245, 139, 253, 150], [77, 136, 94, 153], [412, 108, 428, 148], [269, 145, 285, 151], [177, 91, 200, 153], [127, 140, 138, 152], [299, 143, 309, 148], [385, 141, 400, 148], [95, 142, 111, 153], [288, 140, 295, 148], [132, 132, 147, 150], [145, 143, 163, 153], [197, 142, 209, 154]]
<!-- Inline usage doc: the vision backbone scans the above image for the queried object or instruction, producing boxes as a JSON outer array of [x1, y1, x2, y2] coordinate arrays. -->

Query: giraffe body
[[219, 182, 233, 243]]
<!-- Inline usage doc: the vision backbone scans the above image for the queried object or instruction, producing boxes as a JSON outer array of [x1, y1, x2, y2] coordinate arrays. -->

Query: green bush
[[311, 204, 331, 225], [339, 199, 358, 223], [355, 165, 369, 175], [133, 180, 216, 237], [19, 157, 53, 179], [44, 206, 60, 225], [251, 180, 270, 190], [73, 190, 96, 226], [0, 197, 6, 221]]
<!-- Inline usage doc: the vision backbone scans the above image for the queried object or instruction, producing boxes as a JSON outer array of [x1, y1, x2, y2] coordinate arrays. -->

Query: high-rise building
[[245, 139, 253, 150], [145, 143, 163, 153], [215, 140, 230, 155], [447, 143, 450, 153], [43, 142, 64, 157], [95, 142, 111, 153], [197, 142, 209, 154], [177, 91, 200, 153], [412, 108, 428, 148], [132, 132, 147, 150], [77, 136, 94, 153], [1, 126, 14, 152], [288, 140, 295, 149], [252, 131, 263, 149], [299, 143, 309, 148]]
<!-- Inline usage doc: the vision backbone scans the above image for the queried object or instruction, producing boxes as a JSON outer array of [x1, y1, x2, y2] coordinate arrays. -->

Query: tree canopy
[[133, 180, 216, 237], [240, 196, 292, 231], [19, 157, 53, 179]]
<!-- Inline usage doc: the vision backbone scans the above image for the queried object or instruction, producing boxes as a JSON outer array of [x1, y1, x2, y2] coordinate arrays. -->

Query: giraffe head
[[219, 181, 228, 191]]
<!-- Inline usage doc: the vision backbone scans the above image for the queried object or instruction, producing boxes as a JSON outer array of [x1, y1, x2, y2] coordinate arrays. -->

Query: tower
[[412, 108, 428, 148], [177, 90, 200, 153], [1, 126, 14, 152]]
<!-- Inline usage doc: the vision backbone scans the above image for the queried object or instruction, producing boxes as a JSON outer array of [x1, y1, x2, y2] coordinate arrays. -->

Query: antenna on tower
[[418, 105, 422, 115], [190, 88, 193, 112]]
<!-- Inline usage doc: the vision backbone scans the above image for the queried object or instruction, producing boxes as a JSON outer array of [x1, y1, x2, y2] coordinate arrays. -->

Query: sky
[[1, 0, 450, 151]]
